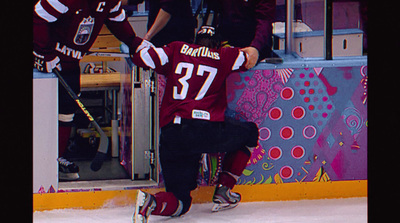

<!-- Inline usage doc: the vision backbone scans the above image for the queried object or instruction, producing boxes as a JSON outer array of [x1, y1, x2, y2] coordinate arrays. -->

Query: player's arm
[[33, 0, 68, 72], [105, 1, 144, 53], [243, 0, 276, 69], [229, 48, 249, 72], [144, 8, 171, 41], [129, 41, 171, 75]]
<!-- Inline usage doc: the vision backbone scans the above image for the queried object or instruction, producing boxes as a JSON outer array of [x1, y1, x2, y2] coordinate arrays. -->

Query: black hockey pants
[[159, 117, 259, 215]]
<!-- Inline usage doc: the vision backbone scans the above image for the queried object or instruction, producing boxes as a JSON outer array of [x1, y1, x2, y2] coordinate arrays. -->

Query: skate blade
[[211, 202, 239, 212], [133, 190, 147, 223], [59, 172, 79, 181]]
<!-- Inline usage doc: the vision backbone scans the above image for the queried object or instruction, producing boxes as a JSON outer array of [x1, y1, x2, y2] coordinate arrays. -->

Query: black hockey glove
[[33, 51, 62, 73]]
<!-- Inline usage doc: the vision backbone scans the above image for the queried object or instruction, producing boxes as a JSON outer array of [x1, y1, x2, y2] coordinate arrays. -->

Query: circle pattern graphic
[[291, 145, 305, 159], [303, 125, 317, 139], [269, 107, 283, 121], [280, 166, 294, 179], [292, 106, 305, 120], [268, 146, 282, 160], [259, 127, 271, 141], [280, 126, 294, 140], [280, 87, 294, 100]]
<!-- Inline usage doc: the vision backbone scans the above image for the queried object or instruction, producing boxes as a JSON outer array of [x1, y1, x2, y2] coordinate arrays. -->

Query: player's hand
[[33, 51, 62, 73], [241, 47, 259, 69]]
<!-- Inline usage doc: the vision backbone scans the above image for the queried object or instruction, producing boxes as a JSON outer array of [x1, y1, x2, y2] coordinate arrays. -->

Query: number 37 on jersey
[[173, 62, 218, 101]]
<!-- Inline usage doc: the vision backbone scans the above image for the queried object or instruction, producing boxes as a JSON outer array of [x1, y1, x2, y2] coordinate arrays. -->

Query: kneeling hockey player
[[130, 26, 259, 222]]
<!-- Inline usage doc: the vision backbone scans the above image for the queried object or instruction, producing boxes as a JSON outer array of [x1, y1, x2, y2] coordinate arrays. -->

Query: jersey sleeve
[[105, 1, 142, 51], [221, 47, 248, 73], [33, 0, 71, 55], [250, 0, 276, 52], [130, 42, 173, 75]]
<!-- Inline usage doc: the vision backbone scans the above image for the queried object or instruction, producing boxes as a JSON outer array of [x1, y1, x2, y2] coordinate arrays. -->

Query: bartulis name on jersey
[[180, 44, 220, 60]]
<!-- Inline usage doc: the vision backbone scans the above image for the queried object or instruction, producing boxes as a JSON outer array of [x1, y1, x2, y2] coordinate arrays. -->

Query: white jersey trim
[[47, 0, 69, 14], [154, 48, 169, 66], [110, 1, 122, 13], [109, 10, 126, 22], [140, 48, 156, 69], [232, 51, 246, 71], [35, 1, 57, 22]]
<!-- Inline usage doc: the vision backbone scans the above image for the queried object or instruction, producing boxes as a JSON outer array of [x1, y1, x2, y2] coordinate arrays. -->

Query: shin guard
[[58, 126, 71, 157], [152, 192, 183, 217], [218, 148, 251, 189]]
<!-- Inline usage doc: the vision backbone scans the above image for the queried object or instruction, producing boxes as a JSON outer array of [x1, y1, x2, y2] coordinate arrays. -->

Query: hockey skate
[[58, 157, 79, 181], [134, 190, 156, 223], [211, 184, 241, 212]]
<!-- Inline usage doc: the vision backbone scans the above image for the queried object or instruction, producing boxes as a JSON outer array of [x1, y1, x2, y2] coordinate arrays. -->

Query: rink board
[[33, 180, 367, 211], [33, 54, 368, 211]]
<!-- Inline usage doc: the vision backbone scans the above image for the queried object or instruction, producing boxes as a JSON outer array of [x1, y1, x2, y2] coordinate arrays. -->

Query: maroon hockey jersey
[[33, 0, 142, 62], [131, 41, 248, 128]]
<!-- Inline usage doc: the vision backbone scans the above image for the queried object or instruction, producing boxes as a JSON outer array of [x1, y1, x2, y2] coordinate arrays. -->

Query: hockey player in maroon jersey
[[131, 26, 259, 222], [33, 0, 150, 180]]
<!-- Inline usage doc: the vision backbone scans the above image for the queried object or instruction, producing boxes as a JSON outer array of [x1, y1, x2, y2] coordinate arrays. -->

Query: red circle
[[308, 105, 314, 110], [280, 126, 294, 140], [292, 106, 305, 120], [322, 112, 328, 118], [291, 145, 305, 159], [304, 97, 310, 103], [268, 146, 282, 160], [299, 89, 306, 95], [309, 89, 315, 94], [269, 107, 282, 120], [281, 87, 294, 100], [304, 81, 310, 87], [280, 166, 294, 179]]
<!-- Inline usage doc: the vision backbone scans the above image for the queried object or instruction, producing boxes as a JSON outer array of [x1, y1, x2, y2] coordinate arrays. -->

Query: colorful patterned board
[[199, 65, 367, 186]]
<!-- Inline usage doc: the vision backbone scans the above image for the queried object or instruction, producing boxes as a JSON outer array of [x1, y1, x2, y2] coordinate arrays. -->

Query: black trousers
[[159, 117, 259, 214]]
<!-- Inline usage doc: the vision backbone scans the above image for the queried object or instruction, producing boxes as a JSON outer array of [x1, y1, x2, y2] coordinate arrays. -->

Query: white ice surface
[[33, 197, 367, 223]]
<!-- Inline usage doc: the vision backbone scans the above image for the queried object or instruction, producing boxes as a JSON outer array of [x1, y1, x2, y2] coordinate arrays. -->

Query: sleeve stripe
[[110, 1, 122, 13], [232, 51, 246, 71], [140, 48, 156, 69], [34, 1, 57, 22], [154, 48, 169, 66], [47, 0, 69, 14], [109, 10, 126, 22]]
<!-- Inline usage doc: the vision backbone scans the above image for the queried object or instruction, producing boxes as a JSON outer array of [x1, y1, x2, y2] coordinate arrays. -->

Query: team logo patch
[[192, 109, 210, 120], [74, 16, 95, 45]]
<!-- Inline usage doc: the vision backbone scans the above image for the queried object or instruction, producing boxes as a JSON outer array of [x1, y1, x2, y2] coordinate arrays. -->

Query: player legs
[[134, 125, 203, 221], [57, 64, 81, 180], [218, 146, 252, 189], [134, 137, 200, 221], [158, 139, 202, 216], [216, 119, 258, 188], [135, 117, 259, 220]]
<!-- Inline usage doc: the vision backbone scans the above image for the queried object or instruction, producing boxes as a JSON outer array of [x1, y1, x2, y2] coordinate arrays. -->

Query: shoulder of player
[[219, 46, 242, 58]]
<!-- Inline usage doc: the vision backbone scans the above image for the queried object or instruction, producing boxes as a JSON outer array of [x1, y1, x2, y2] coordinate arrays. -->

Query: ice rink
[[33, 197, 367, 223]]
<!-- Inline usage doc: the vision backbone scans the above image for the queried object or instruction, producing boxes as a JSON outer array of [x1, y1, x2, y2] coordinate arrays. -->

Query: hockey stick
[[53, 69, 109, 171]]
